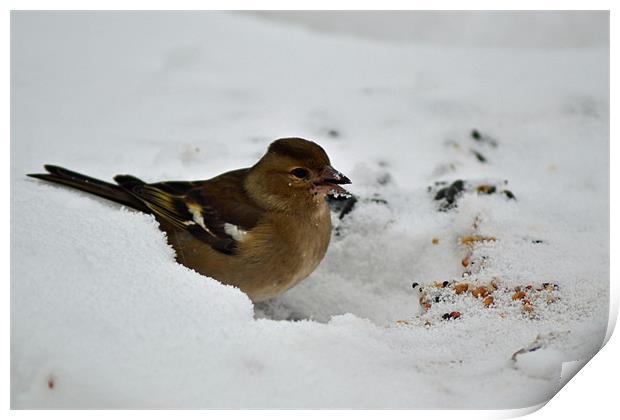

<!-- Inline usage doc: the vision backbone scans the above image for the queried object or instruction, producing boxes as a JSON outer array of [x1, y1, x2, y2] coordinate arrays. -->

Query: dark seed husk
[[503, 190, 516, 200]]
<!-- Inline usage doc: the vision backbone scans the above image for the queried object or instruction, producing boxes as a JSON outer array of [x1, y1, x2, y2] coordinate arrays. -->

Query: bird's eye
[[291, 168, 309, 179]]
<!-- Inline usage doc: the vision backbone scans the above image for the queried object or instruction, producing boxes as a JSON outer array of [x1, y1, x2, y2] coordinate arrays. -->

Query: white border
[[0, 0, 617, 11], [4, 1, 616, 419]]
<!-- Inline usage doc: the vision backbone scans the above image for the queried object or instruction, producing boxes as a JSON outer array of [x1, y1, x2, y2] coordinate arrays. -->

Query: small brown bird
[[28, 138, 351, 302]]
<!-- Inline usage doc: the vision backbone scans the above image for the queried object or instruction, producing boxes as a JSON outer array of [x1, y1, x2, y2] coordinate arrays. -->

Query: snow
[[514, 348, 565, 381], [11, 11, 609, 409]]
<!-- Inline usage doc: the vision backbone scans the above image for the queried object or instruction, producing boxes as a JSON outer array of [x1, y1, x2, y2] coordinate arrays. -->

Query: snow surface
[[11, 12, 609, 409]]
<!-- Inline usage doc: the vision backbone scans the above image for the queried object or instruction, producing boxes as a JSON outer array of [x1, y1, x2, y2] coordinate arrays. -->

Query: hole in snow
[[253, 193, 453, 325]]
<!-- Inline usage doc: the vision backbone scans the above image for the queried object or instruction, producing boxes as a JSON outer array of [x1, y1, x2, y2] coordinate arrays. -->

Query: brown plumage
[[27, 138, 351, 302]]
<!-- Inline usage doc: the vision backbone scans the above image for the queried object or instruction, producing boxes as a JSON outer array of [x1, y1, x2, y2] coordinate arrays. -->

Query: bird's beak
[[314, 165, 352, 197]]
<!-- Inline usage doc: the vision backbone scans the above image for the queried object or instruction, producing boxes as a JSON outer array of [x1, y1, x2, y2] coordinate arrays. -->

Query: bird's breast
[[242, 203, 332, 299], [288, 205, 332, 280]]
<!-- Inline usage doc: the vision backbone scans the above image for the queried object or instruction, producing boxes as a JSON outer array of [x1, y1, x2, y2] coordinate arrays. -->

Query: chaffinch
[[28, 138, 351, 302]]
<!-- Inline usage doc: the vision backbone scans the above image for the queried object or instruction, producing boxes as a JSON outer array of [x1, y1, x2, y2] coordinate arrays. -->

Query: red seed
[[462, 255, 471, 267]]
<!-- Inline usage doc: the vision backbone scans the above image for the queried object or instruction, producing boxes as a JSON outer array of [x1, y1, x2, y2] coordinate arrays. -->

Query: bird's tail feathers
[[113, 174, 146, 192], [27, 165, 149, 212]]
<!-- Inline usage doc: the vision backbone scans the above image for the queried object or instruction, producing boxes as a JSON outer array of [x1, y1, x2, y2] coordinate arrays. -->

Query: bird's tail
[[27, 165, 150, 213]]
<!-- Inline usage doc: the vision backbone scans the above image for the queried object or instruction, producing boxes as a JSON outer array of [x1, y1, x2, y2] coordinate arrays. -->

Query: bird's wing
[[115, 169, 263, 255]]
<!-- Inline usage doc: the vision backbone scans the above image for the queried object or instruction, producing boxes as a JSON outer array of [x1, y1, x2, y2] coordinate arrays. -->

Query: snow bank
[[11, 12, 609, 408]]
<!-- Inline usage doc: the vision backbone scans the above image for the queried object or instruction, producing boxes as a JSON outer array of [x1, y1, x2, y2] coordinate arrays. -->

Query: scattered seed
[[454, 283, 469, 294], [327, 194, 358, 219], [369, 197, 388, 205], [502, 190, 516, 200], [432, 237, 440, 245], [470, 129, 498, 147], [472, 150, 487, 163], [459, 235, 497, 245], [476, 184, 496, 195], [512, 291, 526, 301], [483, 296, 494, 307], [472, 287, 488, 298], [434, 179, 465, 210], [450, 311, 461, 319], [462, 255, 471, 267]]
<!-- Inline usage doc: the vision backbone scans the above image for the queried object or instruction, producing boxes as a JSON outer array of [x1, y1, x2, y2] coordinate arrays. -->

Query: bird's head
[[245, 138, 351, 213]]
